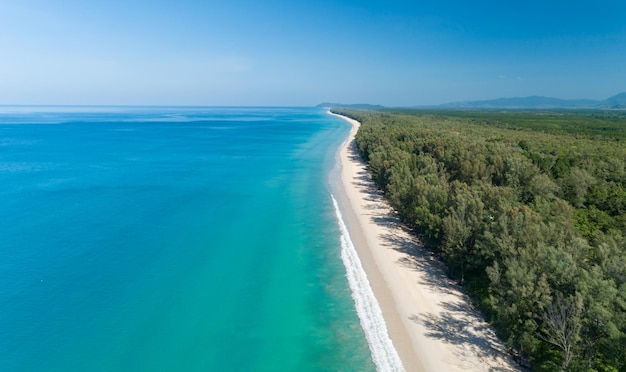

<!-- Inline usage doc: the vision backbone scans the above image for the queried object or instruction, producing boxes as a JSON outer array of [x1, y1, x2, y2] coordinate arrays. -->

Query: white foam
[[331, 195, 405, 372]]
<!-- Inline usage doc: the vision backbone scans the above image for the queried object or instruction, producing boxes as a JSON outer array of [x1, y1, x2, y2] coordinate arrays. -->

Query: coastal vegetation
[[334, 108, 626, 371]]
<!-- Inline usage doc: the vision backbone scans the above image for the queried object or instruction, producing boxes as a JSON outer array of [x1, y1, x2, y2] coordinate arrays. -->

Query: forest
[[333, 108, 626, 371]]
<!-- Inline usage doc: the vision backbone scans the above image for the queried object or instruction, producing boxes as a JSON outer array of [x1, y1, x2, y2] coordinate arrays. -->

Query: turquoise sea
[[0, 107, 378, 371]]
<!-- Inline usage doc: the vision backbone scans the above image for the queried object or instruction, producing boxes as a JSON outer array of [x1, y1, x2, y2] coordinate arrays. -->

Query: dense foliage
[[336, 109, 626, 371]]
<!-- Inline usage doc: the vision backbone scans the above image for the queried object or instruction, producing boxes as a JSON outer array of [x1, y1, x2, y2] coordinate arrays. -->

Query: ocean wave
[[331, 195, 404, 372]]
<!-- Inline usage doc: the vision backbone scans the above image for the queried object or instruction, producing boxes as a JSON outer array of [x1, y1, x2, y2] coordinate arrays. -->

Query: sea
[[0, 107, 385, 371]]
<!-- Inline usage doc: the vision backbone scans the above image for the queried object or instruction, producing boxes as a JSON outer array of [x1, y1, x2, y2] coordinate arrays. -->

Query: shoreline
[[328, 111, 520, 372]]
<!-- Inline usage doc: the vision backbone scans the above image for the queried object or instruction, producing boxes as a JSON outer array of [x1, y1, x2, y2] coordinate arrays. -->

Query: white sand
[[330, 112, 521, 372]]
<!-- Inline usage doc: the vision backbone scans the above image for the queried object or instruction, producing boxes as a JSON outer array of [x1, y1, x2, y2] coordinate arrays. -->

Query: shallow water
[[0, 107, 376, 371]]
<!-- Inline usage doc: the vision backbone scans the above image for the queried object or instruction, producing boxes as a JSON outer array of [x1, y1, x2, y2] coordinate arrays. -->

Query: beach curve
[[329, 111, 521, 372]]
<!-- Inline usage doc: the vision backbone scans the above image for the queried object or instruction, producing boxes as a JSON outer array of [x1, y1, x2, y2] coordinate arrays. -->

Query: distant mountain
[[601, 92, 626, 108], [316, 93, 626, 110], [316, 102, 385, 109], [434, 92, 626, 109]]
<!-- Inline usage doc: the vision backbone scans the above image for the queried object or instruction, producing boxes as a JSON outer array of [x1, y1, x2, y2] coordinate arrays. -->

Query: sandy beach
[[330, 112, 521, 372]]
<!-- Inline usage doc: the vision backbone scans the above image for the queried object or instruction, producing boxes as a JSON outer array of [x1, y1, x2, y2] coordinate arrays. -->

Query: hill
[[432, 92, 626, 109], [601, 92, 626, 108]]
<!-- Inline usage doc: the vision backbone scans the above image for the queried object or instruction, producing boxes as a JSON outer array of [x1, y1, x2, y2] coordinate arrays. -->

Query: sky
[[1, 0, 625, 106]]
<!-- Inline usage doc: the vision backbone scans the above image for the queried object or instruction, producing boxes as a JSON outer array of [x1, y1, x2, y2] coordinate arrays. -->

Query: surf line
[[331, 195, 405, 372]]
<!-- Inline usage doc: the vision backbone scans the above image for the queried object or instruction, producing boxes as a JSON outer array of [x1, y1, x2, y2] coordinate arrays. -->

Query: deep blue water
[[0, 107, 376, 371]]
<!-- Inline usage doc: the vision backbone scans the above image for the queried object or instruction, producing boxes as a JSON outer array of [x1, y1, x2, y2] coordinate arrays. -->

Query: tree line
[[334, 109, 626, 371]]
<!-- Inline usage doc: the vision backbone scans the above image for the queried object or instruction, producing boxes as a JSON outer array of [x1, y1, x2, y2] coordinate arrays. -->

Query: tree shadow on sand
[[409, 303, 518, 371], [347, 140, 383, 206], [346, 136, 521, 371], [347, 134, 473, 298], [378, 230, 461, 297]]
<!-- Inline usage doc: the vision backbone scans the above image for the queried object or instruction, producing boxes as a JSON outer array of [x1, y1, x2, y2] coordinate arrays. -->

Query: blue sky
[[1, 0, 625, 106]]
